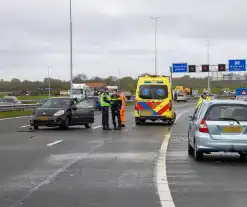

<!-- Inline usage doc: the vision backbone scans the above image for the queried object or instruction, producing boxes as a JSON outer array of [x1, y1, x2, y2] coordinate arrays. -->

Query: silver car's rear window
[[205, 104, 247, 121]]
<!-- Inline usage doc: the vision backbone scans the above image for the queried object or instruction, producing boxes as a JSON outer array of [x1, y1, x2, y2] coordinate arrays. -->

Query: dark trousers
[[111, 108, 121, 128], [101, 106, 109, 127]]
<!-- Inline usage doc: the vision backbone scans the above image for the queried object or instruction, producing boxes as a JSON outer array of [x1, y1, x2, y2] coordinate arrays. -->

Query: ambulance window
[[139, 85, 152, 99], [153, 85, 168, 99], [139, 85, 168, 99]]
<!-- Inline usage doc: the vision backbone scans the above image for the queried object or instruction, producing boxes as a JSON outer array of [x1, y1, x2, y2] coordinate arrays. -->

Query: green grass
[[0, 110, 33, 119], [16, 96, 49, 100]]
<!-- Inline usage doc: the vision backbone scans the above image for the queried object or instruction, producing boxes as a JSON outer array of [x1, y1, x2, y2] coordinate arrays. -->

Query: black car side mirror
[[71, 105, 77, 111]]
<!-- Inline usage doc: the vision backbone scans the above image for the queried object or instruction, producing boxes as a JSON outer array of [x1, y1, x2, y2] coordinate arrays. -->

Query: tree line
[[0, 73, 245, 94], [0, 74, 138, 94]]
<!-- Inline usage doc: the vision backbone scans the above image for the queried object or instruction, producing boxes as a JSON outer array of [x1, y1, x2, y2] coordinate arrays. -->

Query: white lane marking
[[92, 125, 101, 129], [46, 140, 63, 147], [157, 110, 191, 207], [0, 116, 29, 121], [19, 125, 31, 128], [13, 141, 106, 207]]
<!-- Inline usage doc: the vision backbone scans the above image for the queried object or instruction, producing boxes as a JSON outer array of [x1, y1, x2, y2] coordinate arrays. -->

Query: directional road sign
[[228, 59, 246, 72], [172, 63, 188, 73], [235, 88, 247, 101]]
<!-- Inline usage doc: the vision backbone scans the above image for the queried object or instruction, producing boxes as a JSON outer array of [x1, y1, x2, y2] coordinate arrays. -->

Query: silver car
[[185, 100, 247, 161], [176, 94, 188, 102]]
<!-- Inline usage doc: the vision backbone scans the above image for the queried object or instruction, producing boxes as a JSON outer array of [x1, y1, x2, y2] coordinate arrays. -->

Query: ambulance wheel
[[135, 118, 144, 125], [168, 120, 175, 126]]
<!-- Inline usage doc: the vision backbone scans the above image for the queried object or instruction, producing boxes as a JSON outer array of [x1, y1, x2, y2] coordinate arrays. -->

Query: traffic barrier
[[0, 104, 38, 112]]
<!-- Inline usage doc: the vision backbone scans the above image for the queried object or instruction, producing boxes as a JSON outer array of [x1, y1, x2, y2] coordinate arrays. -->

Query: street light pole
[[48, 67, 51, 99], [69, 0, 73, 97], [206, 41, 210, 93], [118, 68, 121, 91], [150, 17, 161, 75]]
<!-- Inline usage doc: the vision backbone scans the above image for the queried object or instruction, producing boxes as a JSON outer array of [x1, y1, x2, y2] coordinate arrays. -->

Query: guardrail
[[0, 95, 236, 112], [0, 104, 38, 112]]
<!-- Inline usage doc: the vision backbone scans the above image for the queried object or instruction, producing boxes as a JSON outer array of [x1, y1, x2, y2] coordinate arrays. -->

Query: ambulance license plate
[[140, 110, 152, 116]]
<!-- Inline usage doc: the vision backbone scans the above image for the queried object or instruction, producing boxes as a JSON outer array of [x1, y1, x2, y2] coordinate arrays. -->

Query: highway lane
[[167, 109, 247, 207], [0, 101, 195, 207]]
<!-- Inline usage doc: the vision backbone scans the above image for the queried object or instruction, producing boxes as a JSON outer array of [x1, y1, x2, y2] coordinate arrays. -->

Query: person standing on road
[[196, 92, 211, 108], [110, 90, 122, 130], [194, 92, 211, 115], [100, 88, 112, 130], [119, 91, 127, 127]]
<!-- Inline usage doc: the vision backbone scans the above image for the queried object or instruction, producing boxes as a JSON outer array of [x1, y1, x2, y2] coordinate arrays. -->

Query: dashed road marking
[[92, 125, 102, 129], [46, 140, 63, 147], [19, 125, 31, 128]]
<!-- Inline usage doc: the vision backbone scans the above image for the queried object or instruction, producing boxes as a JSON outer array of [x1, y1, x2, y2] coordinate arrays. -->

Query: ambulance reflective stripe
[[136, 101, 169, 115], [153, 101, 170, 116]]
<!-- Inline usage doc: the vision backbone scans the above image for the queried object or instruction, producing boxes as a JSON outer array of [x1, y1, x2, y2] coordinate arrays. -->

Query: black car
[[30, 97, 94, 130], [37, 99, 48, 107]]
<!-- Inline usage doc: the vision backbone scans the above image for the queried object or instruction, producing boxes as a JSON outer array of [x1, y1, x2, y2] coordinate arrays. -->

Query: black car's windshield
[[41, 99, 71, 108], [139, 85, 168, 99], [72, 89, 83, 95], [205, 104, 247, 121]]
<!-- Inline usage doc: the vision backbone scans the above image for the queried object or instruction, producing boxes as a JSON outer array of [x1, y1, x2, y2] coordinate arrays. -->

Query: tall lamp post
[[150, 16, 161, 75], [206, 40, 211, 93], [69, 0, 73, 97], [48, 67, 51, 99]]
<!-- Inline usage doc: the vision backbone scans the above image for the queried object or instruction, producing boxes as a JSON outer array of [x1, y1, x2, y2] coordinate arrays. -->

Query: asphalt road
[[0, 102, 195, 207], [167, 108, 247, 207]]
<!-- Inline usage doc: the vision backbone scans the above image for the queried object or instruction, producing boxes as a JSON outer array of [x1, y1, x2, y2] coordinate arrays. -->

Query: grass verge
[[0, 110, 33, 119]]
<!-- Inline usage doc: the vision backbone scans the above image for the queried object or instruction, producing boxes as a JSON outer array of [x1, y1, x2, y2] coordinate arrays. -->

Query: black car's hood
[[35, 108, 66, 116]]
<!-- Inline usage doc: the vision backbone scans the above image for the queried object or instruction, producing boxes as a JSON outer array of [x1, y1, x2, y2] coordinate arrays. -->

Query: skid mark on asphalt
[[12, 139, 109, 207]]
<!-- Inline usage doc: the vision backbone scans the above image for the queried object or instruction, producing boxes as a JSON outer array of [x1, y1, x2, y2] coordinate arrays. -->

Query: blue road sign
[[236, 88, 247, 101], [172, 63, 188, 73], [236, 88, 247, 96], [228, 59, 246, 72]]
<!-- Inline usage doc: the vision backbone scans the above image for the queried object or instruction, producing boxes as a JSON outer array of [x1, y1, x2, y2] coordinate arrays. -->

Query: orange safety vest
[[120, 93, 127, 108]]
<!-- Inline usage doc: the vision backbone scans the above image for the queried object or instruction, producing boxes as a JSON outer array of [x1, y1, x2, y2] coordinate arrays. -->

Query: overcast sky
[[1, 0, 247, 81]]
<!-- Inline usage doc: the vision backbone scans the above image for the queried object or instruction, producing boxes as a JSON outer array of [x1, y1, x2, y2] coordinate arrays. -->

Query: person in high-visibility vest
[[196, 92, 211, 108], [194, 92, 211, 116], [100, 88, 112, 130], [119, 91, 127, 127]]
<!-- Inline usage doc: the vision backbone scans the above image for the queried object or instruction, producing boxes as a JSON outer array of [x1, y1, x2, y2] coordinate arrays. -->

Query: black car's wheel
[[193, 140, 203, 161], [60, 116, 69, 129], [34, 126, 39, 130], [85, 123, 92, 128], [239, 153, 247, 161]]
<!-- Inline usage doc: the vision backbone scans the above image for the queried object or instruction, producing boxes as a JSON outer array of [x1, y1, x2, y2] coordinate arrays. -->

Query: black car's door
[[71, 99, 94, 125]]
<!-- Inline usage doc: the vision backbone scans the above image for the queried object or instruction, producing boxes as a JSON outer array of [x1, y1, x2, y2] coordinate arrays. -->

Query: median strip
[[0, 110, 33, 119]]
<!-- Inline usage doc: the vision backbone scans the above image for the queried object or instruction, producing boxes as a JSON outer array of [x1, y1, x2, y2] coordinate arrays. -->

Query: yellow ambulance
[[134, 74, 176, 125]]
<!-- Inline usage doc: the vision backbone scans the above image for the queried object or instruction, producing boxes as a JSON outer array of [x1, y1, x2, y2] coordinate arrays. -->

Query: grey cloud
[[1, 0, 247, 80]]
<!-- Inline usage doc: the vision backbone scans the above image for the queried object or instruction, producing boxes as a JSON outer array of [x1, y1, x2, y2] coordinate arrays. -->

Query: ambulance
[[134, 74, 176, 125]]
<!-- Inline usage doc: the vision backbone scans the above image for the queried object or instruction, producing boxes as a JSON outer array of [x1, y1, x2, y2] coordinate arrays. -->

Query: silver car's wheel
[[188, 140, 194, 156], [193, 140, 203, 161]]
